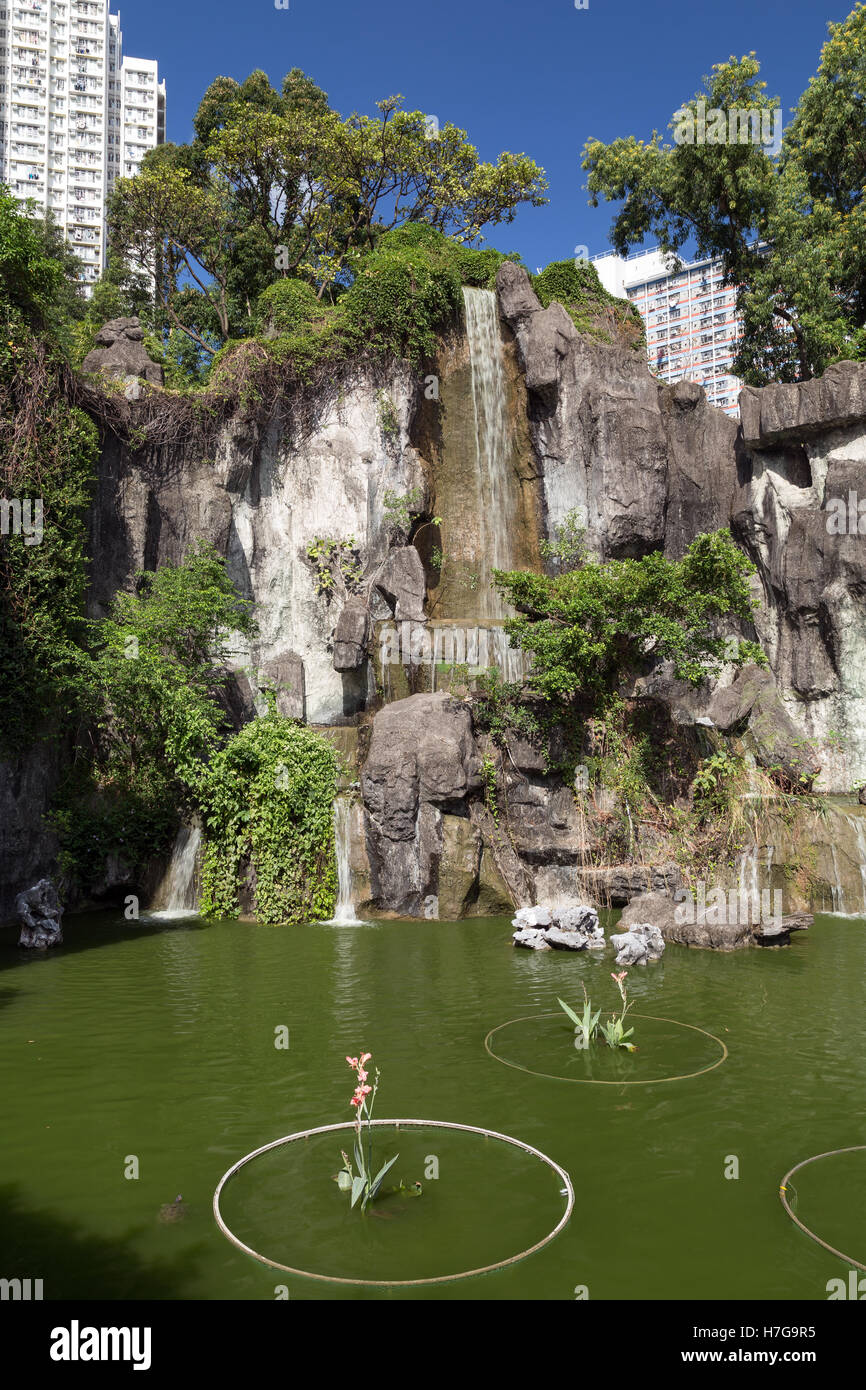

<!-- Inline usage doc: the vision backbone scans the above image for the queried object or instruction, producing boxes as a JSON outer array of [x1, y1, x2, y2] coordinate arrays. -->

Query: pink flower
[[360, 1052, 372, 1065], [350, 1082, 371, 1110], [346, 1055, 359, 1069]]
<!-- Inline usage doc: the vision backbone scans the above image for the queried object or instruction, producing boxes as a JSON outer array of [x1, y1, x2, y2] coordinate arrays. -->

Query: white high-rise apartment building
[[592, 247, 743, 417], [0, 1, 165, 291]]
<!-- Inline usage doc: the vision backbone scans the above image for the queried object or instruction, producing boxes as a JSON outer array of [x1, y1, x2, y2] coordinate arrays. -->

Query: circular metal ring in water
[[484, 1011, 728, 1086], [779, 1146, 866, 1272], [213, 1118, 574, 1287]]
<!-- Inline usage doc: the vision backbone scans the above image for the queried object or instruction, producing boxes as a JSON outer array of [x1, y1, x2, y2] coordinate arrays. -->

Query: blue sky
[[118, 0, 843, 270]]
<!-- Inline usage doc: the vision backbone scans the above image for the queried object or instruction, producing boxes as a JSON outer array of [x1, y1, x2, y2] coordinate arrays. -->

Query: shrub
[[494, 529, 766, 709], [532, 258, 646, 348], [258, 277, 321, 334], [341, 243, 461, 366]]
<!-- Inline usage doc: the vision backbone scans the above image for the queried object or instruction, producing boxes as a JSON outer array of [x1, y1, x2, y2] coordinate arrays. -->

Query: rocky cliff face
[[496, 263, 866, 793], [5, 270, 866, 923], [89, 365, 425, 727]]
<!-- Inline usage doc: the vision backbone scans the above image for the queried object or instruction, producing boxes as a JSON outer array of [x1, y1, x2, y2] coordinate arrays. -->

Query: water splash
[[149, 824, 201, 919]]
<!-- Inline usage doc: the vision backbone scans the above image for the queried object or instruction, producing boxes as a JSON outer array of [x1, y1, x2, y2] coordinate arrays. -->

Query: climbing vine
[[199, 712, 340, 925]]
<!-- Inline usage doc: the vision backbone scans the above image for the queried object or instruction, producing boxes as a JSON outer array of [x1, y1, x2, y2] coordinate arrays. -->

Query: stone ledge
[[740, 360, 866, 449]]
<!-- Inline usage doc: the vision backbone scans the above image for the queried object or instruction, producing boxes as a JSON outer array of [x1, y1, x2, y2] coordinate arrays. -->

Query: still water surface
[[1, 910, 863, 1299]]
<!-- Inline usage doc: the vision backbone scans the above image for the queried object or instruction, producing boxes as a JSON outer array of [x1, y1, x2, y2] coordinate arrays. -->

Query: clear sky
[[118, 0, 843, 270]]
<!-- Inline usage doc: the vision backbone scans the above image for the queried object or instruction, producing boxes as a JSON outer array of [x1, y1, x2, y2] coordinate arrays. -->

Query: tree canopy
[[0, 188, 87, 338], [582, 5, 866, 383], [108, 67, 548, 354]]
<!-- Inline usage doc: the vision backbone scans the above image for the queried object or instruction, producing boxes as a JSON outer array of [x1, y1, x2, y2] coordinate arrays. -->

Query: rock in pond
[[512, 927, 552, 951], [16, 878, 63, 949], [511, 901, 604, 951], [609, 923, 665, 965]]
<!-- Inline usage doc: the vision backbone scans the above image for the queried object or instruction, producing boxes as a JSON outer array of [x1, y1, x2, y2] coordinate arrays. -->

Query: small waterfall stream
[[840, 813, 866, 915], [462, 287, 513, 617], [150, 824, 201, 919], [329, 796, 359, 925]]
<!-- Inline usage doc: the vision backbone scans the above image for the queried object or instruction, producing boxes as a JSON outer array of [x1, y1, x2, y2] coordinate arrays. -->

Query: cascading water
[[329, 795, 359, 925], [462, 287, 514, 618], [150, 824, 201, 919], [828, 841, 845, 913], [840, 812, 866, 915], [736, 843, 759, 904]]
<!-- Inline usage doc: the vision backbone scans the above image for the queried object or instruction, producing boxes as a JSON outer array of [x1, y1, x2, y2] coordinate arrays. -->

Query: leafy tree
[[0, 187, 84, 336], [87, 542, 256, 793], [108, 68, 547, 353], [539, 508, 589, 574], [493, 530, 765, 709], [582, 6, 866, 383], [0, 192, 100, 745], [50, 544, 257, 891]]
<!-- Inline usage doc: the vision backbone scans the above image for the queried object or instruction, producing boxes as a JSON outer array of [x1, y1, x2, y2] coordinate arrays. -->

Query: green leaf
[[350, 1175, 366, 1209], [336, 1171, 352, 1191], [368, 1152, 400, 1200], [557, 997, 583, 1029]]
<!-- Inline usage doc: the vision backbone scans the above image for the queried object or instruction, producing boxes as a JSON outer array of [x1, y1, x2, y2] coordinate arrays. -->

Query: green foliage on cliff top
[[185, 224, 526, 408], [199, 712, 340, 925], [531, 259, 646, 350], [106, 66, 547, 359]]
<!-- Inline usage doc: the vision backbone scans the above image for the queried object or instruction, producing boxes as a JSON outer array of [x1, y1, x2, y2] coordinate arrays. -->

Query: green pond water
[[1, 908, 864, 1301]]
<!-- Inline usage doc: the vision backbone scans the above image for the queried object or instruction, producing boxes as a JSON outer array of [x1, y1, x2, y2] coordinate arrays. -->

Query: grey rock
[[535, 863, 682, 909], [374, 546, 427, 621], [513, 927, 552, 951], [333, 600, 372, 671], [0, 745, 61, 925], [512, 905, 553, 929], [82, 317, 164, 387], [16, 878, 63, 949], [742, 691, 821, 792], [553, 904, 599, 934], [620, 890, 753, 951], [496, 263, 578, 405], [496, 260, 543, 323], [257, 651, 305, 721], [740, 360, 866, 448], [542, 926, 591, 951], [610, 922, 665, 965], [361, 693, 481, 915], [511, 900, 603, 951]]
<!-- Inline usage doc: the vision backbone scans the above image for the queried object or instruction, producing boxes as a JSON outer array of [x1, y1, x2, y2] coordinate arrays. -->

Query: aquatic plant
[[560, 973, 637, 1052], [334, 1052, 400, 1213], [558, 983, 601, 1049], [599, 971, 637, 1052]]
